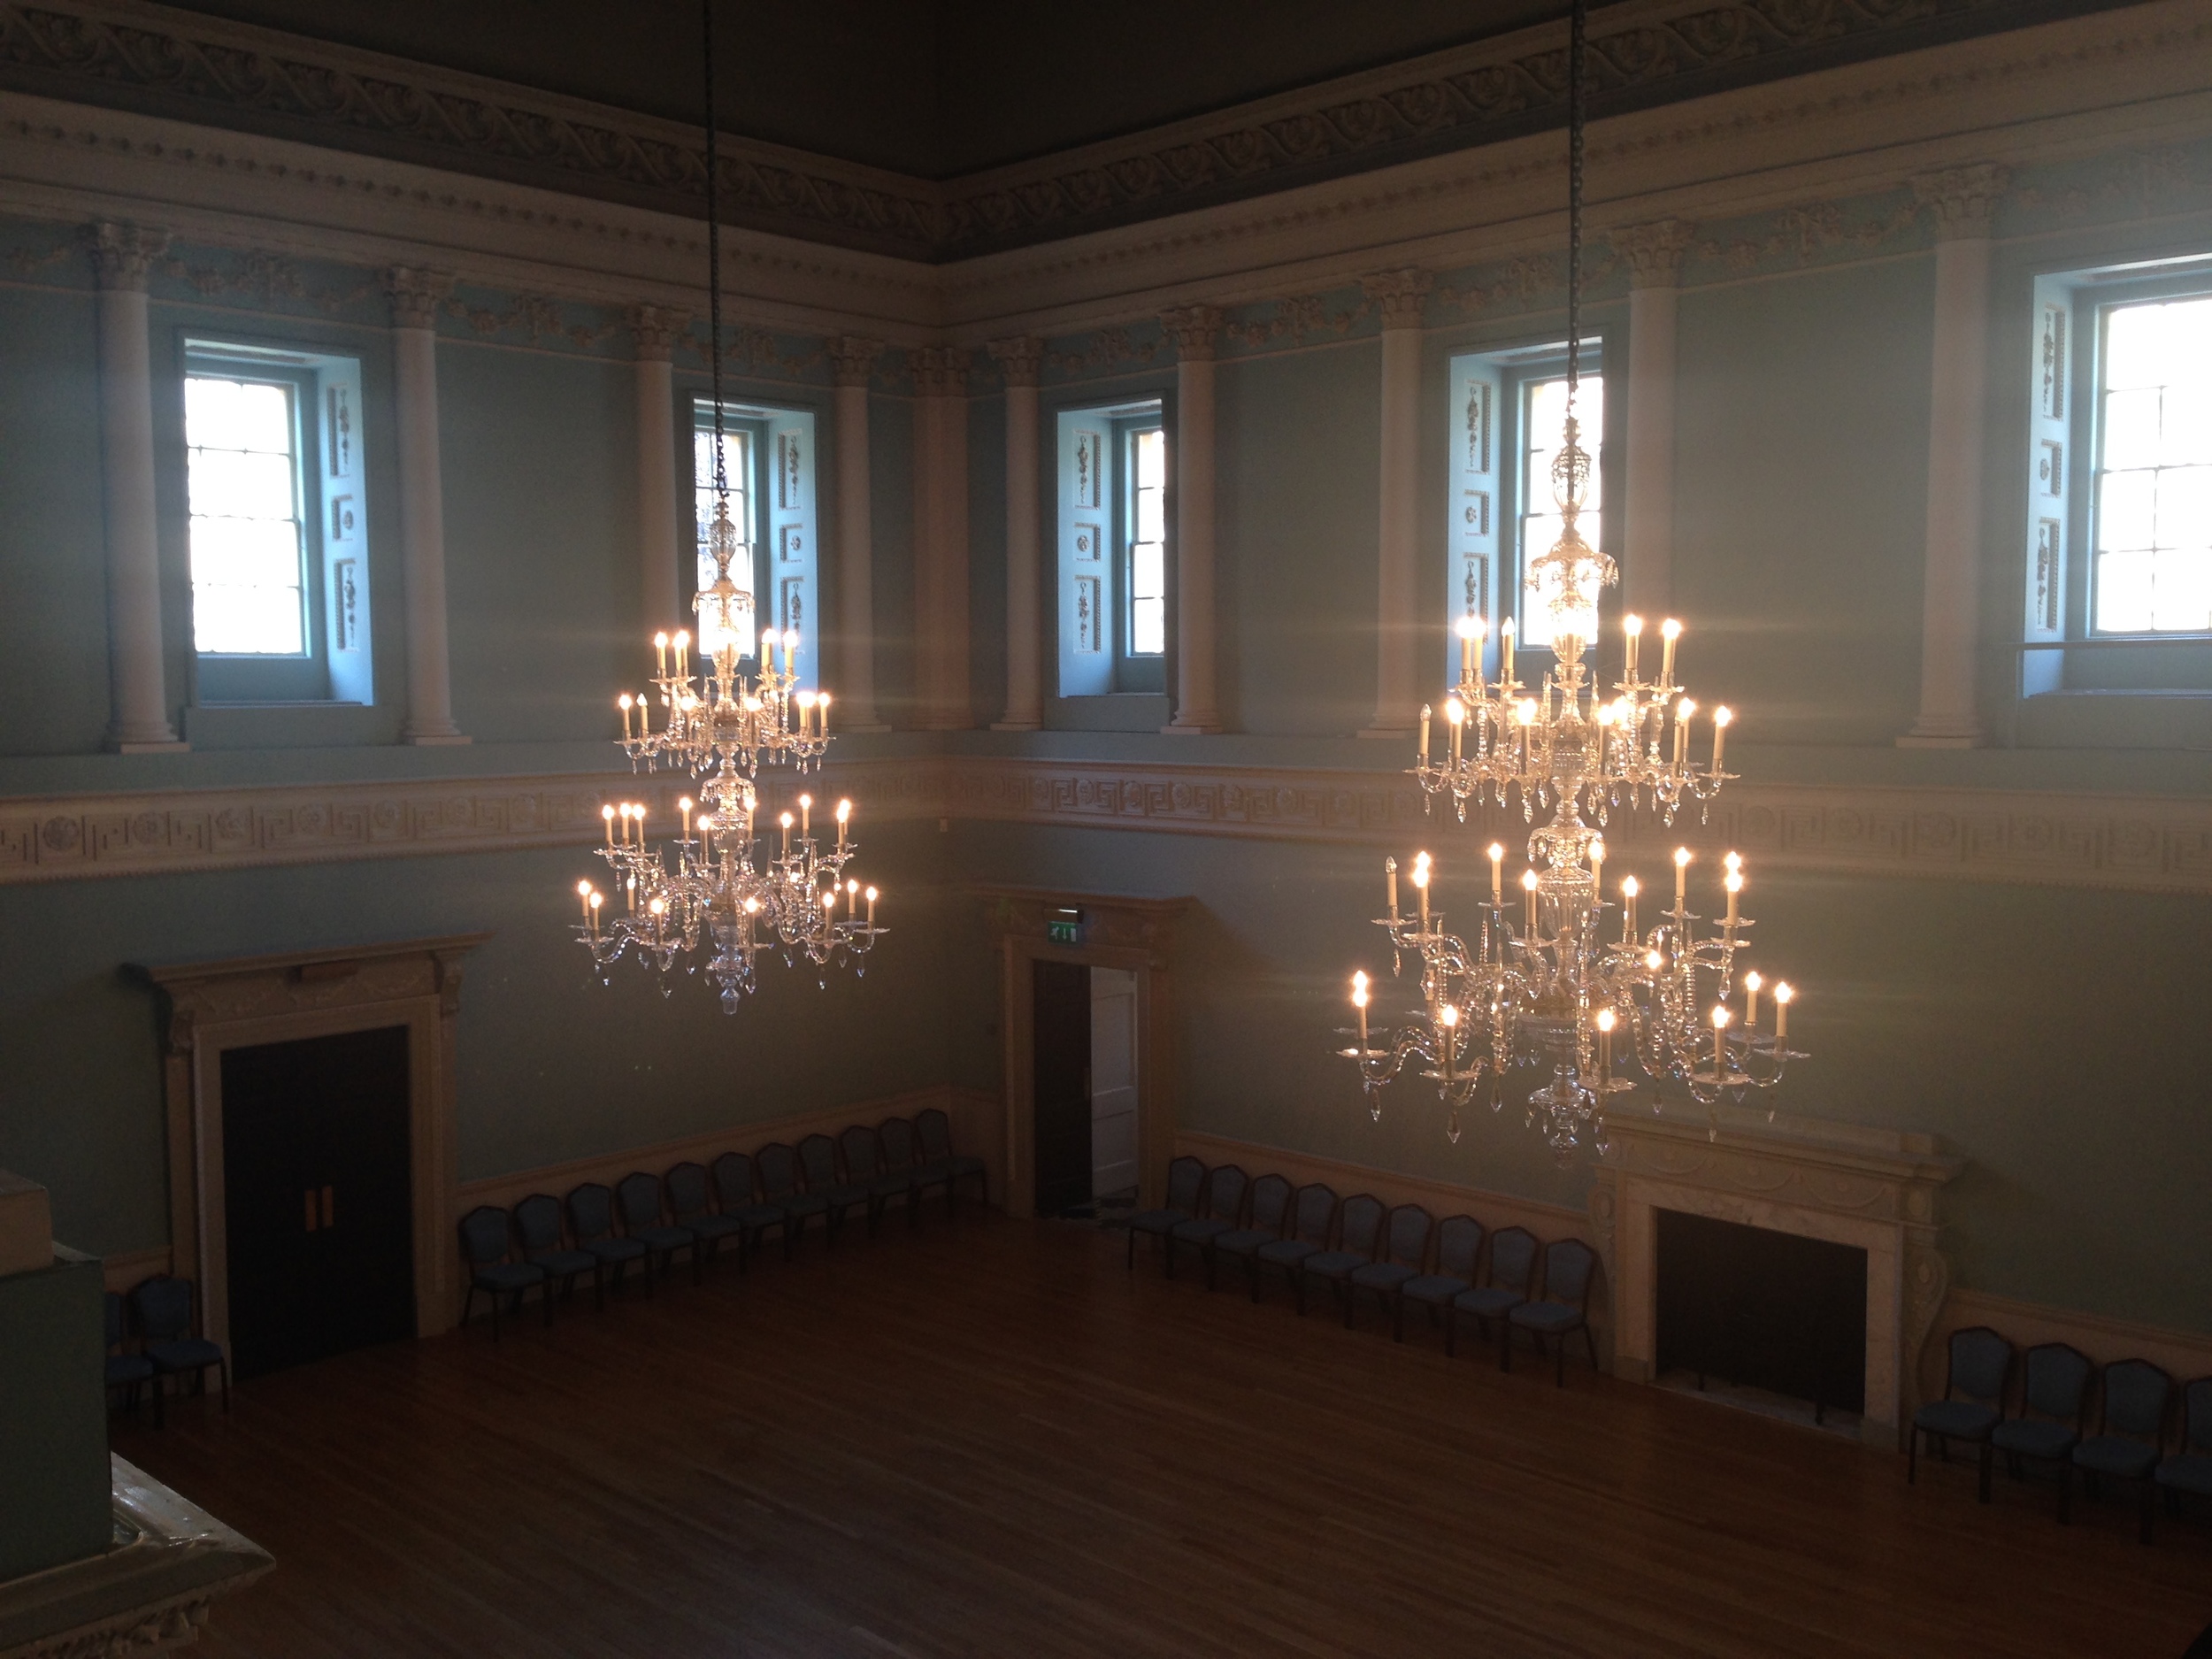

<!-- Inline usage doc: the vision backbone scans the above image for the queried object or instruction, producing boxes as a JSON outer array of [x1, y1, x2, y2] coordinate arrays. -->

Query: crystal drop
[[1446, 1110, 1463, 1145]]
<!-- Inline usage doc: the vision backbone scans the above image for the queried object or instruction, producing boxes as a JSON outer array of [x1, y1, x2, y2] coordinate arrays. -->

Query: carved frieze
[[1157, 306, 1223, 362], [380, 265, 455, 328], [1609, 219, 1695, 288], [1359, 268, 1432, 329], [986, 335, 1045, 388], [84, 219, 168, 290], [626, 303, 689, 362], [828, 334, 885, 388], [1914, 162, 2011, 240]]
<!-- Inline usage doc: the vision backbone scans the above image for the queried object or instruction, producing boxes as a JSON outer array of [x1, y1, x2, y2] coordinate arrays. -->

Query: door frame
[[135, 934, 488, 1349], [975, 888, 1187, 1220]]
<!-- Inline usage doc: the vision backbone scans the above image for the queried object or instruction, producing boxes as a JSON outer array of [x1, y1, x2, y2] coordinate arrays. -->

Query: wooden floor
[[116, 1214, 2212, 1659]]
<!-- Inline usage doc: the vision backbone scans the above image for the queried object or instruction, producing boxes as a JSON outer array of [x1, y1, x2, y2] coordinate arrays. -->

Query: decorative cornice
[[84, 217, 165, 288], [1359, 267, 1432, 328], [1914, 161, 2012, 240], [625, 303, 687, 361], [5, 757, 2212, 898], [1157, 304, 1222, 361], [1609, 219, 1696, 289], [379, 263, 452, 327], [828, 334, 884, 388], [986, 334, 1044, 388]]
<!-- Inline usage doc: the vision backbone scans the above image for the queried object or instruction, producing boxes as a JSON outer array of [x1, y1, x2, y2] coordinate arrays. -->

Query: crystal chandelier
[[1340, 0, 1804, 1156], [567, 0, 882, 1009]]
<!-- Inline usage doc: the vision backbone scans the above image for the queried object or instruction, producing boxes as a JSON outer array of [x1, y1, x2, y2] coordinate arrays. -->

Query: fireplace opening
[[1655, 1209, 1867, 1421]]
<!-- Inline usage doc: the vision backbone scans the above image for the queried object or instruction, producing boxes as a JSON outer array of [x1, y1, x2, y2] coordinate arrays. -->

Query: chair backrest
[[1335, 1194, 1386, 1260], [567, 1181, 617, 1243], [1434, 1216, 1485, 1280], [2100, 1358, 2172, 1442], [457, 1205, 512, 1266], [1164, 1156, 1205, 1213], [1540, 1238, 1597, 1307], [132, 1275, 193, 1342], [916, 1107, 954, 1160], [1381, 1204, 1432, 1269], [616, 1172, 664, 1233], [2184, 1377, 2212, 1454], [1946, 1326, 2014, 1406], [841, 1125, 883, 1182], [104, 1290, 127, 1349], [796, 1133, 838, 1191], [1288, 1183, 1338, 1245], [1202, 1164, 1248, 1224], [665, 1161, 712, 1224], [514, 1193, 566, 1252], [712, 1152, 757, 1210], [756, 1143, 800, 1199], [878, 1117, 917, 1169], [1247, 1174, 1294, 1236], [2019, 1342, 2093, 1425], [1487, 1227, 1539, 1294]]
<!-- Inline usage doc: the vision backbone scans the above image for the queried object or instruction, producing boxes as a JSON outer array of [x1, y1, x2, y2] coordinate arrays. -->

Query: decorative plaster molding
[[910, 343, 970, 397], [828, 334, 884, 388], [378, 262, 451, 327], [1359, 267, 1432, 328], [985, 334, 1044, 388], [625, 302, 687, 361], [1157, 304, 1222, 361], [1913, 161, 2012, 240], [83, 215, 165, 288], [1609, 219, 1695, 288]]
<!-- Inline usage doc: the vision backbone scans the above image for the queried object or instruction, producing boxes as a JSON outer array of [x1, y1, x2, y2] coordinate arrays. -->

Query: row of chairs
[[1911, 1325, 2212, 1542], [458, 1108, 988, 1338], [104, 1276, 228, 1425], [1127, 1156, 1600, 1385]]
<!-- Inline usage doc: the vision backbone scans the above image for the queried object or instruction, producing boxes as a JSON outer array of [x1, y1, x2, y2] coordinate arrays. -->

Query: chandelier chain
[[1566, 0, 1586, 404], [703, 0, 728, 503]]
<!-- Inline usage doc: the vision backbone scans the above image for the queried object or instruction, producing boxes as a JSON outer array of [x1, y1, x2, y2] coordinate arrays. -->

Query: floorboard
[[113, 1213, 2212, 1658]]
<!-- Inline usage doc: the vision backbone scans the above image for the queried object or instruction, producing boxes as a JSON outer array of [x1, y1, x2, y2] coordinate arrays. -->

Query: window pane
[[188, 448, 296, 520], [2098, 471, 2156, 550], [1134, 428, 1164, 488], [1132, 596, 1164, 656], [2094, 297, 2212, 634], [190, 518, 304, 589], [2153, 549, 2212, 632], [195, 581, 303, 656], [185, 373, 305, 656], [1133, 542, 1164, 602], [2157, 465, 2212, 547], [2096, 549, 2154, 631], [2101, 388, 2160, 470], [692, 421, 753, 657], [2104, 303, 2171, 391], [1518, 373, 1602, 650], [1136, 484, 1164, 544]]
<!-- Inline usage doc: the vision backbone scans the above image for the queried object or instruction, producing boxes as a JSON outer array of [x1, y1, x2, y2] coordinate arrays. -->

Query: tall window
[[692, 422, 754, 658], [185, 374, 307, 656], [1125, 426, 1166, 656], [1517, 373, 1605, 650], [2093, 295, 2212, 634]]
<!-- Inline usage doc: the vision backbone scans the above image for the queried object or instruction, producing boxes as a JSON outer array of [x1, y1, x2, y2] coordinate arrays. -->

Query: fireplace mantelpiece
[[1591, 1103, 1962, 1448]]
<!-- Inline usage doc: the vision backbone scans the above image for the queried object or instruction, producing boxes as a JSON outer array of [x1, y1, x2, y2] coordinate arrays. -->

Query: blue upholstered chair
[[2152, 1377, 2212, 1539], [514, 1192, 604, 1310], [1400, 1216, 1484, 1343], [1348, 1204, 1432, 1335], [132, 1275, 229, 1425], [1253, 1184, 1337, 1305], [915, 1107, 988, 1217], [104, 1290, 153, 1415], [666, 1161, 747, 1271], [618, 1171, 700, 1284], [833, 1126, 888, 1239], [1449, 1225, 1536, 1359], [755, 1142, 830, 1258], [797, 1133, 869, 1244], [710, 1152, 789, 1270], [1992, 1342, 2092, 1488], [1127, 1156, 1206, 1271], [567, 1182, 650, 1296], [459, 1204, 549, 1340], [1909, 1326, 2014, 1501], [1508, 1238, 1601, 1385], [1166, 1164, 1248, 1280], [1298, 1193, 1385, 1319], [2065, 1357, 2171, 1541], [1204, 1173, 1293, 1294], [865, 1118, 922, 1235]]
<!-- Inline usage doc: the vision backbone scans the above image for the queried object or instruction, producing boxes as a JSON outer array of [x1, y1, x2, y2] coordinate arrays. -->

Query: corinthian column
[[912, 347, 972, 730], [1359, 270, 1430, 738], [90, 221, 184, 751], [1612, 220, 1694, 620], [382, 266, 467, 744], [628, 305, 687, 633], [829, 336, 887, 730], [988, 336, 1045, 731], [1901, 165, 2008, 749], [1160, 306, 1223, 734]]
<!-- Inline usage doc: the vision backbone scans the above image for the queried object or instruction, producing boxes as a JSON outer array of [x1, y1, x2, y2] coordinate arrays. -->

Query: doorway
[[1030, 964, 1143, 1216], [221, 1025, 417, 1380]]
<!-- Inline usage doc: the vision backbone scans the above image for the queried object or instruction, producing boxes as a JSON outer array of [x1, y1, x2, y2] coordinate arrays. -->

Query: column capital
[[1609, 219, 1696, 289], [1359, 269, 1432, 329], [987, 335, 1045, 388], [626, 303, 690, 361], [912, 345, 971, 397], [86, 221, 169, 291], [380, 266, 455, 329], [1913, 165, 2009, 242], [1158, 305, 1223, 362], [829, 334, 884, 388]]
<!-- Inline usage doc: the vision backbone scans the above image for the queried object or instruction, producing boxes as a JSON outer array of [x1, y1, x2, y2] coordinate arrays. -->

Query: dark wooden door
[[1032, 961, 1092, 1216], [222, 1026, 416, 1380]]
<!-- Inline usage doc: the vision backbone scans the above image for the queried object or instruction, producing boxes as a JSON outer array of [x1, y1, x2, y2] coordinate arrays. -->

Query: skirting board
[[1924, 1288, 2212, 1402]]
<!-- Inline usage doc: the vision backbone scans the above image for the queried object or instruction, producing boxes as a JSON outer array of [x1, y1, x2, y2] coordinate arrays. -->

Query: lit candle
[[618, 693, 633, 741], [1522, 865, 1540, 932], [780, 811, 794, 857], [1351, 971, 1370, 1052], [603, 803, 616, 846], [577, 879, 593, 924], [1659, 618, 1681, 685], [1712, 1004, 1732, 1075], [588, 890, 602, 935], [836, 798, 851, 852], [631, 804, 645, 846], [1412, 860, 1430, 930], [1673, 846, 1691, 910], [1418, 703, 1432, 766], [1773, 981, 1793, 1046], [799, 794, 812, 841], [1621, 874, 1639, 942], [1724, 870, 1742, 927], [798, 689, 817, 736], [1596, 1005, 1615, 1087], [654, 631, 669, 677], [680, 796, 694, 840], [1456, 613, 1480, 686], [673, 630, 690, 679], [618, 803, 632, 846], [818, 691, 832, 737], [1501, 617, 1517, 687], [1624, 613, 1642, 680], [1712, 704, 1732, 772], [786, 631, 802, 680], [1489, 842, 1505, 903], [865, 885, 879, 930], [1589, 836, 1605, 895], [626, 873, 636, 912], [1439, 1002, 1457, 1079], [1447, 698, 1464, 765], [1386, 856, 1399, 920], [1673, 698, 1696, 766], [1743, 970, 1763, 1029]]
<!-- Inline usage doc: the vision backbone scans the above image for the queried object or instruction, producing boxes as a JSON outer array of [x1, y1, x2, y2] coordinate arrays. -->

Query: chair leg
[[152, 1372, 165, 1429], [1249, 1258, 1263, 1303], [1500, 1325, 1513, 1372], [1555, 1335, 1566, 1388], [462, 1284, 477, 1335], [1126, 1228, 1136, 1271], [1204, 1249, 1217, 1293], [1584, 1325, 1599, 1376], [691, 1242, 703, 1286], [219, 1359, 231, 1413], [1164, 1237, 1177, 1280], [490, 1287, 501, 1343], [1343, 1286, 1356, 1331], [1294, 1271, 1308, 1317]]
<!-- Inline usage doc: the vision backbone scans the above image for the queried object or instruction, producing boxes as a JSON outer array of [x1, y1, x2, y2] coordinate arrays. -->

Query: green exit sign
[[1047, 918, 1080, 945]]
